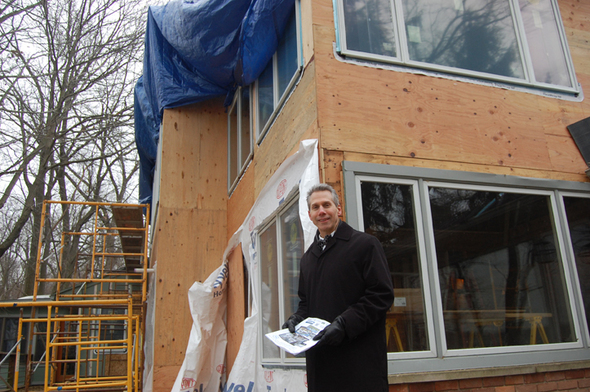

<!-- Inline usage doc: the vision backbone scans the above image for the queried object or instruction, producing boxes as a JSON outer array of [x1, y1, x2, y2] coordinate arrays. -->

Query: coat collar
[[310, 220, 353, 257]]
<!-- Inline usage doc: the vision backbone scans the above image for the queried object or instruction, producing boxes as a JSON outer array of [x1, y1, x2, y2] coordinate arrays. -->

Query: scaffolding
[[0, 200, 150, 392]]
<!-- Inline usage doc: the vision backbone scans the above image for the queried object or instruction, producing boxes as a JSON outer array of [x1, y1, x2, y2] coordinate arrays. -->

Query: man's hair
[[306, 184, 340, 209]]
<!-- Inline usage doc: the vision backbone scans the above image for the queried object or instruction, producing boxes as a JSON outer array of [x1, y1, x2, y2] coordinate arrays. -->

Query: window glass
[[338, 0, 577, 92], [240, 87, 251, 168], [99, 308, 126, 347], [519, 0, 571, 87], [280, 202, 304, 359], [429, 189, 574, 349], [228, 102, 238, 185], [361, 181, 429, 352], [2, 318, 18, 353], [257, 62, 274, 136], [563, 196, 590, 333], [402, 0, 525, 79], [260, 221, 280, 360], [280, 202, 304, 320], [343, 0, 397, 57], [277, 10, 298, 97]]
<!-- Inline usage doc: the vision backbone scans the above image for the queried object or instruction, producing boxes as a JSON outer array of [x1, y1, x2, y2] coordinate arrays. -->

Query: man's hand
[[282, 314, 304, 333], [313, 316, 346, 346]]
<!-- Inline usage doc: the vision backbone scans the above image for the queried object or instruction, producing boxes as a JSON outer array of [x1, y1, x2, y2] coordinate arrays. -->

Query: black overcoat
[[295, 220, 394, 392]]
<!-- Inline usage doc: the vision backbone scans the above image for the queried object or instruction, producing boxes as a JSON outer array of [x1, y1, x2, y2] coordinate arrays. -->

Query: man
[[283, 184, 394, 392]]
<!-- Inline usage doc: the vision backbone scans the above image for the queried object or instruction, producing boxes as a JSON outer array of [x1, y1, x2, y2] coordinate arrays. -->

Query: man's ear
[[337, 204, 343, 217], [308, 210, 312, 220]]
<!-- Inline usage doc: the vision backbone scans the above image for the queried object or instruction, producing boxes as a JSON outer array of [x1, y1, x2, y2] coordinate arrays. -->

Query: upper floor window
[[228, 2, 301, 193], [336, 0, 579, 94], [228, 86, 252, 191], [256, 3, 301, 141]]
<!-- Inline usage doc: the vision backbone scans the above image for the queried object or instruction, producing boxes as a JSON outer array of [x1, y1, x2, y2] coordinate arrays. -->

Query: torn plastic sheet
[[222, 139, 319, 391], [171, 139, 319, 392], [134, 0, 295, 204], [171, 263, 229, 392]]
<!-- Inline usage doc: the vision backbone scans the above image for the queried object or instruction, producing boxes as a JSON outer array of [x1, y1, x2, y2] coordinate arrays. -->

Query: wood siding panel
[[226, 245, 246, 375], [312, 0, 590, 180], [159, 99, 227, 211], [153, 99, 228, 377]]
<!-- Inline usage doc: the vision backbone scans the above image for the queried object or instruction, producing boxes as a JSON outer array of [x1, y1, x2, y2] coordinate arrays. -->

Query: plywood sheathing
[[312, 0, 590, 181], [152, 98, 228, 389], [226, 244, 246, 375]]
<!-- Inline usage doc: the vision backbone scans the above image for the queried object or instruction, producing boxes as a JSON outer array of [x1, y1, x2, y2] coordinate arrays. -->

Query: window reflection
[[277, 11, 298, 97], [260, 222, 279, 359], [259, 199, 305, 361], [361, 181, 429, 352], [429, 189, 574, 349], [563, 197, 590, 334], [519, 0, 571, 87], [240, 87, 251, 168], [343, 0, 397, 57], [402, 0, 525, 79], [280, 202, 304, 359]]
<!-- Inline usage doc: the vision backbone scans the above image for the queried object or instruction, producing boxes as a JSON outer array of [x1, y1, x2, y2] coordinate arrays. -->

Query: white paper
[[265, 317, 329, 355]]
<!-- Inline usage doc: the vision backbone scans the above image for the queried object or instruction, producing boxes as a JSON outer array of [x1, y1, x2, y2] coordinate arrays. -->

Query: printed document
[[265, 317, 329, 355]]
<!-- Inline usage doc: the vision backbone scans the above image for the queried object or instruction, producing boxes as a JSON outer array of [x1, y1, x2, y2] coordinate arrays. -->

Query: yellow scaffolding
[[0, 200, 150, 392]]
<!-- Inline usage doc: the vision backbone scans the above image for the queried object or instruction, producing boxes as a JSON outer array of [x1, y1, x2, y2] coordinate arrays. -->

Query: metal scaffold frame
[[0, 200, 150, 392]]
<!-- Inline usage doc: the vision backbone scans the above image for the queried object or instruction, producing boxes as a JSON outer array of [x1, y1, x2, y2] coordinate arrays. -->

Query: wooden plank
[[322, 149, 345, 215], [160, 98, 228, 211], [153, 100, 229, 370], [342, 151, 589, 183], [153, 206, 227, 366], [226, 245, 245, 375], [228, 167, 255, 238]]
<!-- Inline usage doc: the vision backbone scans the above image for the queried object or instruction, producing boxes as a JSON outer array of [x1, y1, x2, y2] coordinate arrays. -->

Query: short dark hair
[[306, 184, 340, 209]]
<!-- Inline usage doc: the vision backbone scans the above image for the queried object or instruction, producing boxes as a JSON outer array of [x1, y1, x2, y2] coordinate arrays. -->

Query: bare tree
[[0, 0, 146, 297]]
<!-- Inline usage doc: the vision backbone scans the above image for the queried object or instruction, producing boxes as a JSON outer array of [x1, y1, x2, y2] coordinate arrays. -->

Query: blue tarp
[[134, 0, 295, 204]]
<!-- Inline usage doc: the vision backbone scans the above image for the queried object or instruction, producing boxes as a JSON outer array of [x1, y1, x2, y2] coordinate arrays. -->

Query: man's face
[[308, 190, 342, 237]]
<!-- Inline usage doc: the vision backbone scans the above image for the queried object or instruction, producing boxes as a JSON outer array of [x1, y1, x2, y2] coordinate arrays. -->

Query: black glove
[[313, 316, 346, 346], [282, 314, 304, 333]]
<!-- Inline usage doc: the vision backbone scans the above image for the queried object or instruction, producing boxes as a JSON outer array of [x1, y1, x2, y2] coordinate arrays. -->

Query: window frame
[[334, 0, 580, 96], [343, 161, 590, 374], [257, 194, 306, 366], [227, 85, 253, 193], [255, 1, 303, 143]]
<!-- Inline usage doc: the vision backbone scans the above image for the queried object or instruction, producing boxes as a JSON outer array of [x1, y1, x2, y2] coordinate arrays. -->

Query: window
[[228, 86, 252, 191], [258, 197, 305, 365], [228, 2, 301, 193], [95, 307, 127, 353], [0, 318, 32, 362], [343, 161, 590, 374], [336, 0, 578, 94], [256, 4, 301, 141]]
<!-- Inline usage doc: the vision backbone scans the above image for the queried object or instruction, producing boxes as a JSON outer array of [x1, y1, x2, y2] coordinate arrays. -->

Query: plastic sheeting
[[222, 139, 319, 391], [134, 0, 295, 204]]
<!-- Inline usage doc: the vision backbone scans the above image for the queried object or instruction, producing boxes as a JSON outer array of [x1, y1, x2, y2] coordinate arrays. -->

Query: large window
[[344, 162, 590, 373], [259, 197, 305, 365], [336, 0, 578, 94]]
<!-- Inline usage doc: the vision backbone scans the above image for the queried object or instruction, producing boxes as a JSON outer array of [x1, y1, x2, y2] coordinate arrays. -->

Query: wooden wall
[[312, 0, 590, 186], [151, 98, 228, 391]]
